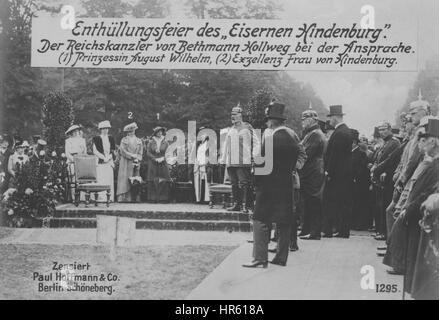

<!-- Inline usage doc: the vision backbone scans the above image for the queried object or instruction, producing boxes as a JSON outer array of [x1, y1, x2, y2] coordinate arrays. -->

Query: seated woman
[[146, 126, 171, 203], [93, 120, 116, 202], [117, 122, 143, 203]]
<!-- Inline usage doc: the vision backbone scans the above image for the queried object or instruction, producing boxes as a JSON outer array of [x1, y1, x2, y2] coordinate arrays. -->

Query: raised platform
[[36, 203, 252, 232]]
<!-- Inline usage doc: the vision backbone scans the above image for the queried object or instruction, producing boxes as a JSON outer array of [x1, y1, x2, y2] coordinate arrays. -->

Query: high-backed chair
[[209, 165, 233, 209], [73, 155, 111, 207]]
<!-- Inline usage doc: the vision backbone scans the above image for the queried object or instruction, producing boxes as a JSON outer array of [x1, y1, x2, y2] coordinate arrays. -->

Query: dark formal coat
[[411, 187, 439, 300], [351, 146, 371, 229], [324, 123, 353, 186], [253, 127, 300, 225], [92, 136, 116, 164], [146, 137, 171, 181], [403, 156, 439, 293], [372, 135, 400, 186], [299, 124, 326, 198]]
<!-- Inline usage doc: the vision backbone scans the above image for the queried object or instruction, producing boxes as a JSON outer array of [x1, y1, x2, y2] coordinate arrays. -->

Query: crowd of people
[[1, 94, 438, 299], [231, 97, 438, 300]]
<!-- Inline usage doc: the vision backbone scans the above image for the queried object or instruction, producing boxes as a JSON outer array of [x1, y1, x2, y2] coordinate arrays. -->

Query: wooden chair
[[73, 155, 111, 207], [209, 165, 233, 209]]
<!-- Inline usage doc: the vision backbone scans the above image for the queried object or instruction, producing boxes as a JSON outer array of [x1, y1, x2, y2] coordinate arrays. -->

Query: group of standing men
[[221, 102, 355, 269]]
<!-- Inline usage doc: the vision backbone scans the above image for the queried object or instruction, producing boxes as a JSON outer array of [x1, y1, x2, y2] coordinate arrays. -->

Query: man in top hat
[[242, 102, 300, 268], [371, 121, 401, 240], [322, 105, 353, 238], [298, 109, 327, 240], [221, 104, 260, 213], [396, 118, 439, 296]]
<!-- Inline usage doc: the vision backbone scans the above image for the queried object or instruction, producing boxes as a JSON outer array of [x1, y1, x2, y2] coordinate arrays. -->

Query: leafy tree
[[42, 92, 74, 153], [244, 88, 275, 128]]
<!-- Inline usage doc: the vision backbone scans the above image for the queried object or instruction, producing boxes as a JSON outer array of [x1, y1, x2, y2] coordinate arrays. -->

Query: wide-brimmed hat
[[152, 126, 166, 136], [265, 102, 287, 120], [98, 120, 111, 130], [37, 139, 47, 146], [65, 125, 81, 135], [327, 105, 345, 117], [123, 122, 138, 132], [302, 109, 319, 121], [419, 118, 439, 139]]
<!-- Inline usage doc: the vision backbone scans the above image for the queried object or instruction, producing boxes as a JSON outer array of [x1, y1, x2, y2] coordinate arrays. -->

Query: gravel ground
[[0, 243, 235, 300]]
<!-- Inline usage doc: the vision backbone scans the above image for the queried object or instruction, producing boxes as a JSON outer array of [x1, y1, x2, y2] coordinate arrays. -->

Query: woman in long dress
[[92, 120, 116, 202], [117, 122, 143, 202], [194, 134, 211, 203], [65, 125, 87, 201], [146, 127, 171, 202]]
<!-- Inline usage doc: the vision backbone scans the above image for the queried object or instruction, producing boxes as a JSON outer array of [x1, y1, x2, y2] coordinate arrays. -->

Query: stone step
[[34, 217, 252, 232], [54, 209, 251, 221], [136, 219, 251, 232]]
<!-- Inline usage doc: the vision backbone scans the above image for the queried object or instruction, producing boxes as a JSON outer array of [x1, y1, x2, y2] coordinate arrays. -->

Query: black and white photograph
[[0, 0, 438, 304]]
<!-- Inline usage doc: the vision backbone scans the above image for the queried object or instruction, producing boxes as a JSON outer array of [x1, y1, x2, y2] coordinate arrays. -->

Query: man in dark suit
[[242, 102, 300, 268], [299, 109, 327, 240], [322, 105, 353, 238], [351, 129, 371, 230], [371, 122, 400, 241]]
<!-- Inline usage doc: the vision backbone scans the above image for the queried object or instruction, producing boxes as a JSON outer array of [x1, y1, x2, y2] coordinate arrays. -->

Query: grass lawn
[[0, 243, 236, 299]]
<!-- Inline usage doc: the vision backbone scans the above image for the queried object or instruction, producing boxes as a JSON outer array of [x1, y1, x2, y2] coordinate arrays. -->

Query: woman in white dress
[[194, 134, 211, 203], [92, 120, 116, 202], [65, 124, 87, 201]]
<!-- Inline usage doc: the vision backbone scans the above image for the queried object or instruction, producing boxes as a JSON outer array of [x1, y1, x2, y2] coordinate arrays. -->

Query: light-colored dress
[[117, 135, 143, 202], [194, 141, 210, 202], [65, 136, 87, 201], [93, 135, 114, 202]]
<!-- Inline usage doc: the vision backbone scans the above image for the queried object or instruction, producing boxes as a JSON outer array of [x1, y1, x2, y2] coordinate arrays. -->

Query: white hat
[[98, 120, 111, 130], [37, 139, 47, 146], [21, 140, 30, 147], [65, 125, 80, 135], [123, 122, 138, 132]]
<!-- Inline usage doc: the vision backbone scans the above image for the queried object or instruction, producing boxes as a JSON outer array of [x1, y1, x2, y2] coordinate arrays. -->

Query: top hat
[[265, 102, 287, 120], [327, 105, 345, 117], [350, 129, 360, 142], [419, 118, 439, 139], [65, 124, 81, 135], [98, 120, 111, 130], [152, 126, 166, 136], [123, 122, 138, 132], [302, 109, 319, 120]]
